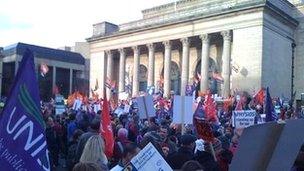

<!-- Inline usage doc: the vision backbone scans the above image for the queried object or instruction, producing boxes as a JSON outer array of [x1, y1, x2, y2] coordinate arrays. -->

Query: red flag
[[193, 117, 215, 143], [100, 95, 114, 158], [223, 98, 233, 112], [204, 93, 217, 122], [253, 88, 265, 105]]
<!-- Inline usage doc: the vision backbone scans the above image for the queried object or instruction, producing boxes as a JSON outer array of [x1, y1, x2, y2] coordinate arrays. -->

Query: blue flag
[[265, 87, 277, 122], [0, 49, 50, 170]]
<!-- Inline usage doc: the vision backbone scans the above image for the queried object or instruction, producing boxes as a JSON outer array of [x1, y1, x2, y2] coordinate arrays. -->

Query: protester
[[45, 116, 60, 170], [76, 117, 100, 162], [166, 134, 197, 169], [111, 143, 140, 171], [79, 135, 108, 170], [39, 83, 301, 170], [181, 160, 204, 171], [73, 162, 102, 171], [67, 129, 84, 171]]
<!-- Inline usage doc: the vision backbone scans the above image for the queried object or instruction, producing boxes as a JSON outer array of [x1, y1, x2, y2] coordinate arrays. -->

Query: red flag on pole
[[193, 117, 215, 143], [204, 93, 218, 122], [253, 88, 265, 105], [100, 95, 114, 158]]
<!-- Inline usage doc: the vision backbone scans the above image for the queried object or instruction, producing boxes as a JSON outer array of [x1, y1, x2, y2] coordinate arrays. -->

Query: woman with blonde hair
[[80, 135, 108, 170]]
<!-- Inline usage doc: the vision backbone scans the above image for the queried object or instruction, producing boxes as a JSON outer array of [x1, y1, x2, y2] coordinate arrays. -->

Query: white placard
[[119, 92, 129, 100], [232, 110, 256, 128], [126, 142, 173, 171], [136, 95, 156, 119], [93, 104, 101, 113], [124, 105, 130, 113], [173, 96, 194, 124], [73, 99, 82, 111]]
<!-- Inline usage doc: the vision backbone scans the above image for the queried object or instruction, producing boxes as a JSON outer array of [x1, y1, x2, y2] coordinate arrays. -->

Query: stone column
[[106, 50, 113, 99], [132, 46, 140, 97], [147, 43, 155, 88], [163, 40, 172, 98], [52, 66, 56, 92], [69, 69, 73, 94], [221, 30, 232, 98], [119, 48, 126, 92], [200, 34, 210, 93], [181, 38, 190, 96]]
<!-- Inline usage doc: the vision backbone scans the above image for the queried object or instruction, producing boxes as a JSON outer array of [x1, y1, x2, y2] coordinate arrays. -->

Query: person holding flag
[[0, 49, 50, 170]]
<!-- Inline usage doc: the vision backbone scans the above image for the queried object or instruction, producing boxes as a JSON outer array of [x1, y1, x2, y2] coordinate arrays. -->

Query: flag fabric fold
[[204, 93, 218, 122], [252, 88, 265, 105], [0, 49, 50, 170], [265, 87, 277, 122], [100, 95, 114, 158]]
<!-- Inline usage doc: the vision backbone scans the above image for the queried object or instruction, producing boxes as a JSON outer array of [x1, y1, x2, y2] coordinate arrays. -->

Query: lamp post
[[291, 42, 296, 106]]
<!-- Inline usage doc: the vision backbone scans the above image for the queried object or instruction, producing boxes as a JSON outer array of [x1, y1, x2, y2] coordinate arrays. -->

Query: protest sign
[[230, 122, 285, 171], [55, 94, 65, 115], [267, 119, 304, 171], [72, 98, 82, 111], [173, 96, 193, 124], [124, 142, 173, 171], [119, 92, 129, 100], [231, 120, 304, 171], [136, 95, 156, 119], [232, 110, 256, 128], [93, 103, 101, 113]]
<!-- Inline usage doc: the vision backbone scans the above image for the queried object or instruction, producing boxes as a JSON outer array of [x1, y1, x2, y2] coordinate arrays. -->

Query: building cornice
[[87, 0, 298, 43]]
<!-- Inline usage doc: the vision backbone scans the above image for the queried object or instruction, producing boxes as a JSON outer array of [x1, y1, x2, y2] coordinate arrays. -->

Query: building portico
[[88, 0, 300, 99]]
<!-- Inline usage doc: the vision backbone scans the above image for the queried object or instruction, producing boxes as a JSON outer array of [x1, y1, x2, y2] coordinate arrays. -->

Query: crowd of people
[[31, 87, 304, 171]]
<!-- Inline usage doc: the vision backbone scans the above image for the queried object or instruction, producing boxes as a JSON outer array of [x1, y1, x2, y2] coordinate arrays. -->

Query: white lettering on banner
[[5, 107, 50, 171], [232, 110, 256, 128]]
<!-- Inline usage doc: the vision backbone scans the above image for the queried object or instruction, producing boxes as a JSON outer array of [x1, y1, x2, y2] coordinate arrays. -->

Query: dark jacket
[[166, 146, 195, 169], [194, 151, 220, 171]]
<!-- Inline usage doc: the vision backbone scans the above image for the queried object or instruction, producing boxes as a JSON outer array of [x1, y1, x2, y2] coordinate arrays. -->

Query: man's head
[[158, 126, 168, 139], [180, 134, 197, 150], [122, 143, 140, 166], [90, 117, 100, 132]]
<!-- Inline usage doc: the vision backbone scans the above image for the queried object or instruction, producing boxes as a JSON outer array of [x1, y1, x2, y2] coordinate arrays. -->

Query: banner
[[0, 49, 50, 170], [232, 110, 256, 128], [124, 142, 173, 171]]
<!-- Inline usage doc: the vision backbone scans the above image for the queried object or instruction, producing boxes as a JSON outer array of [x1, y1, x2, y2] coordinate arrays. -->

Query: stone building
[[1, 42, 86, 100], [87, 0, 304, 101]]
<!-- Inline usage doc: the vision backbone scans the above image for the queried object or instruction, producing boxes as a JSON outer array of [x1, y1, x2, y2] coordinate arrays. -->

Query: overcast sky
[[0, 0, 176, 48]]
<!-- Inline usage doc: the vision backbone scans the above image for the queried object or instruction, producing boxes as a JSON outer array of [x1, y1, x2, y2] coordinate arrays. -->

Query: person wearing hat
[[166, 134, 197, 169]]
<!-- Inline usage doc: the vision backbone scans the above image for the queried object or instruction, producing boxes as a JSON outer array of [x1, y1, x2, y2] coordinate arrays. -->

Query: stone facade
[[88, 0, 304, 100]]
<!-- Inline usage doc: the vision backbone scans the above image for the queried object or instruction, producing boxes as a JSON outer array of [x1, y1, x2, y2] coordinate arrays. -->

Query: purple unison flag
[[0, 49, 50, 170], [265, 87, 277, 122]]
